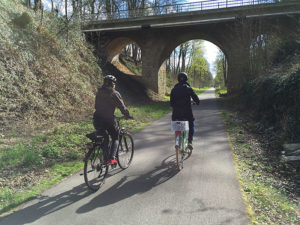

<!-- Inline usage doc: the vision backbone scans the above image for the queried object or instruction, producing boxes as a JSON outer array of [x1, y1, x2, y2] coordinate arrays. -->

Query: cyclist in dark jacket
[[93, 75, 132, 165], [170, 72, 200, 150]]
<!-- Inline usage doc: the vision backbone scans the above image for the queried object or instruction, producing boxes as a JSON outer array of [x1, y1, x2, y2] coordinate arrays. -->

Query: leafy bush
[[23, 149, 43, 166], [13, 12, 32, 28], [272, 41, 300, 64], [0, 144, 24, 168], [0, 143, 43, 168], [241, 69, 300, 142], [41, 144, 60, 158]]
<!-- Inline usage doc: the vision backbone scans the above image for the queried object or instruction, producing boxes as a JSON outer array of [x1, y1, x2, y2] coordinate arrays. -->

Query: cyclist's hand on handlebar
[[126, 114, 134, 120]]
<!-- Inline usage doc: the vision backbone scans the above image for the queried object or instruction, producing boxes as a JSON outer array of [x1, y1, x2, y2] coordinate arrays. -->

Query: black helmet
[[177, 72, 188, 82], [104, 75, 117, 84]]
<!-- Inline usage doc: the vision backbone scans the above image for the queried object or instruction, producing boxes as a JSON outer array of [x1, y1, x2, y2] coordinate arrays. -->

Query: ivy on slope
[[0, 0, 102, 133], [240, 69, 300, 142]]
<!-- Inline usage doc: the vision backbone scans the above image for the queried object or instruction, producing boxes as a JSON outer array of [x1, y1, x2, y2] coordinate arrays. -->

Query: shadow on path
[[0, 182, 91, 225], [0, 155, 178, 225], [76, 154, 178, 214]]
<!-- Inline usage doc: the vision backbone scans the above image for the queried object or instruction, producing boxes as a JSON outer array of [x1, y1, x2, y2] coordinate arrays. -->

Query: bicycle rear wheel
[[185, 147, 192, 158], [117, 133, 134, 169], [176, 147, 184, 170], [175, 135, 184, 170], [84, 150, 108, 191]]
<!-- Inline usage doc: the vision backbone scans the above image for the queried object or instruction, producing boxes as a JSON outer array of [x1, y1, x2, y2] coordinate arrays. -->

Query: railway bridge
[[82, 0, 300, 95]]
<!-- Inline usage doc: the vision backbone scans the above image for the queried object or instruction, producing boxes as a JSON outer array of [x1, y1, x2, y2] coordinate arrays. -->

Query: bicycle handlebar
[[114, 115, 134, 120]]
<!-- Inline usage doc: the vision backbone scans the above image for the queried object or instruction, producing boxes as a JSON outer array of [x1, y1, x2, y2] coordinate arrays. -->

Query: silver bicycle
[[171, 121, 192, 170]]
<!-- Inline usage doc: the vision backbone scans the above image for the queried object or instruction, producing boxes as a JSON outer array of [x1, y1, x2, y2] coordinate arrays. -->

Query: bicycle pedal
[[111, 163, 117, 169]]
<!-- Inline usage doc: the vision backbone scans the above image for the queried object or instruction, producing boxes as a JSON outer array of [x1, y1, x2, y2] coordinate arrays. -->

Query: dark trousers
[[188, 120, 194, 143], [93, 118, 119, 160]]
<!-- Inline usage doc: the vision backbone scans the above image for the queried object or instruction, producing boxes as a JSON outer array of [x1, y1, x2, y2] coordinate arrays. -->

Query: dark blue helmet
[[177, 72, 188, 82], [104, 75, 117, 84]]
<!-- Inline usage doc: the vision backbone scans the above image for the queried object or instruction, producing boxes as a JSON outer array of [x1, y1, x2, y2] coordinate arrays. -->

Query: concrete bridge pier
[[140, 34, 167, 95], [221, 22, 252, 94], [141, 57, 166, 95], [225, 40, 251, 94]]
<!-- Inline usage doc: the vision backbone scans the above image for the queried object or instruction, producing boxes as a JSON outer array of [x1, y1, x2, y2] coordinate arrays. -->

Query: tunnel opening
[[106, 37, 142, 76], [163, 39, 226, 94]]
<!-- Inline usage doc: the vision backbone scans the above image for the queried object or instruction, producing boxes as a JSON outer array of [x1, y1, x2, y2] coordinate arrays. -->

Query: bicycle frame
[[115, 116, 129, 145], [84, 133, 106, 162], [171, 120, 189, 170], [175, 130, 188, 152]]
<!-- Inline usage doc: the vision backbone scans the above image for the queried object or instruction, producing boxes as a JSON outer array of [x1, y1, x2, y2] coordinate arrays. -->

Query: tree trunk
[[72, 0, 76, 15], [34, 0, 41, 11], [91, 0, 95, 15], [65, 0, 69, 45], [181, 53, 185, 72], [40, 4, 44, 24], [65, 0, 68, 18], [105, 0, 112, 13], [176, 46, 183, 74], [132, 44, 138, 64], [79, 0, 83, 19], [51, 0, 54, 13], [222, 55, 227, 86]]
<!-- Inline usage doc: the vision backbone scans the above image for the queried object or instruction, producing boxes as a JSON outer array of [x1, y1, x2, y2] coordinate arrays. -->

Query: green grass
[[0, 161, 83, 215], [215, 87, 227, 97], [218, 103, 300, 225], [192, 87, 210, 95], [164, 87, 209, 100], [0, 101, 171, 215]]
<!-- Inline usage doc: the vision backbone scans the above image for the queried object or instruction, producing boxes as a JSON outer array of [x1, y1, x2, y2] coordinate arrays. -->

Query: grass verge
[[0, 101, 171, 216], [0, 161, 83, 216], [164, 87, 210, 100], [193, 87, 210, 95], [217, 97, 300, 225]]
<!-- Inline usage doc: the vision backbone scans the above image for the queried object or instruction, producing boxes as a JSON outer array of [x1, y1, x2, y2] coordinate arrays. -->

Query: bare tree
[[34, 0, 42, 11], [65, 0, 68, 18], [51, 0, 54, 12]]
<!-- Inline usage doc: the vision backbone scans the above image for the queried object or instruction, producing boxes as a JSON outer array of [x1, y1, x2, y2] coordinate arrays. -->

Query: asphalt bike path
[[0, 88, 250, 225]]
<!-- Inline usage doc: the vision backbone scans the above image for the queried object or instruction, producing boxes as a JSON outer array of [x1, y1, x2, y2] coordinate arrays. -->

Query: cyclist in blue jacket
[[170, 72, 200, 150]]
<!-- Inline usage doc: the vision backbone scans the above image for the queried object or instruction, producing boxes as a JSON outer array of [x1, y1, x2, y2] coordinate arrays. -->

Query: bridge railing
[[83, 0, 285, 22]]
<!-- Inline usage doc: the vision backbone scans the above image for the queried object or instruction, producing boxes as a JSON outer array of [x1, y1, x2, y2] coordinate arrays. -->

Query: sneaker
[[188, 142, 193, 150], [109, 159, 118, 164]]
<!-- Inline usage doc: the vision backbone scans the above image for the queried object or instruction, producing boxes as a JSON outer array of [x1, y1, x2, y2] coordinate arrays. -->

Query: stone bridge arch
[[134, 23, 246, 95], [85, 14, 299, 96], [104, 37, 142, 75]]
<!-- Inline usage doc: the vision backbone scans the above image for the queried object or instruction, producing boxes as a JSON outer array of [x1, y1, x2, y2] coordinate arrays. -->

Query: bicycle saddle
[[86, 131, 106, 142]]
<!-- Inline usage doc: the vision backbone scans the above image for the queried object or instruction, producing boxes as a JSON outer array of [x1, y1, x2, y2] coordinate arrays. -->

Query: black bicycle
[[83, 116, 134, 191]]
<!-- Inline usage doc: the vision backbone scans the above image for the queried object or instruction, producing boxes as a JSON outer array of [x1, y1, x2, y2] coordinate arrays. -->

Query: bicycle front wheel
[[117, 133, 134, 169], [84, 150, 108, 191]]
